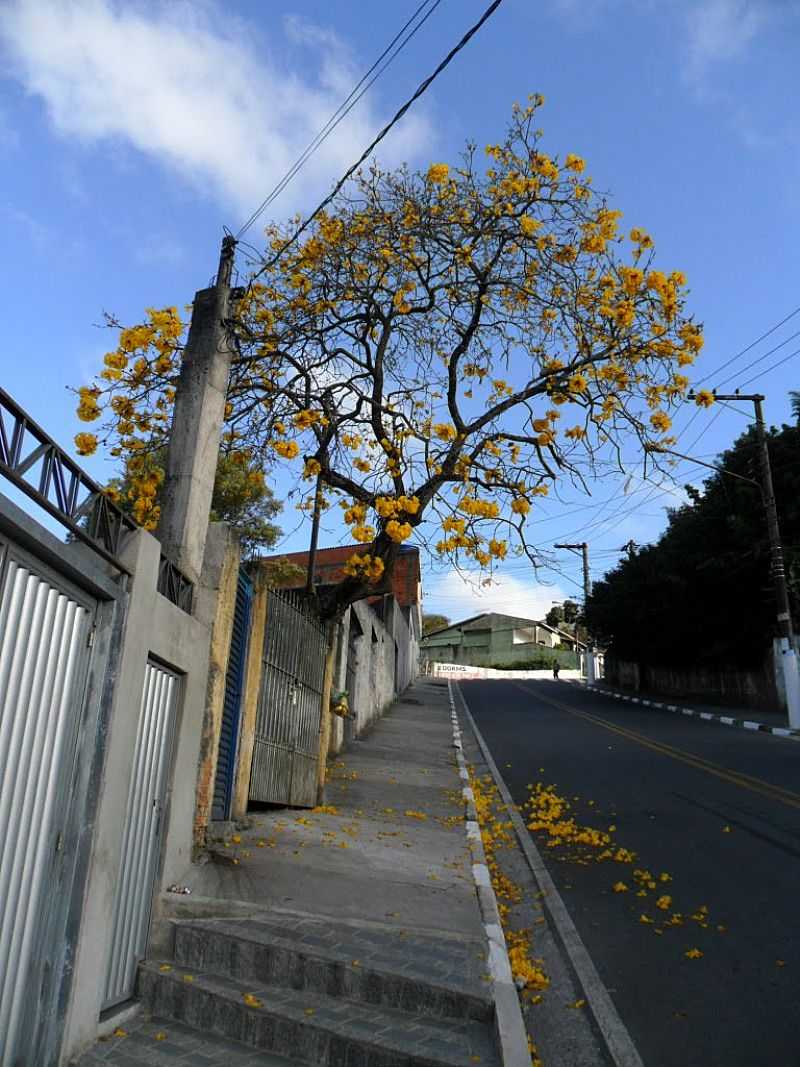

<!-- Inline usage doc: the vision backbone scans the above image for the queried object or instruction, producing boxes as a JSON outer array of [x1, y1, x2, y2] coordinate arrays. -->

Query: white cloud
[[684, 0, 769, 82], [0, 0, 432, 221], [423, 565, 570, 623]]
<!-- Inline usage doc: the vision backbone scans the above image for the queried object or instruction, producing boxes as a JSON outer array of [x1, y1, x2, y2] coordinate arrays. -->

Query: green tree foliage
[[562, 598, 579, 624], [422, 613, 451, 634], [585, 418, 800, 667], [108, 447, 283, 555], [546, 599, 579, 631]]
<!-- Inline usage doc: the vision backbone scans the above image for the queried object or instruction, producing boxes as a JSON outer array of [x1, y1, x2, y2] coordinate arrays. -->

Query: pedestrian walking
[[552, 660, 560, 680]]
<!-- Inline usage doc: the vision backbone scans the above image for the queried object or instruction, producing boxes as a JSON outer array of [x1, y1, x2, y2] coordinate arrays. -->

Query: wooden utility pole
[[688, 391, 800, 728], [554, 541, 595, 684]]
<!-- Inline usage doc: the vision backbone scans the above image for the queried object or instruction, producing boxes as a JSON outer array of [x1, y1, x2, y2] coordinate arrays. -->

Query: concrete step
[[72, 1014, 306, 1065], [137, 960, 501, 1067], [170, 915, 493, 1023]]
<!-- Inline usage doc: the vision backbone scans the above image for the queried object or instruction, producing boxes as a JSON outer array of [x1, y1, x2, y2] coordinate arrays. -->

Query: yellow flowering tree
[[76, 98, 705, 620]]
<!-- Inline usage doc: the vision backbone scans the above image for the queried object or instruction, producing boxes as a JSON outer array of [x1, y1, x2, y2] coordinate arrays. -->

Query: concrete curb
[[452, 683, 645, 1067], [448, 682, 530, 1067], [583, 683, 800, 741]]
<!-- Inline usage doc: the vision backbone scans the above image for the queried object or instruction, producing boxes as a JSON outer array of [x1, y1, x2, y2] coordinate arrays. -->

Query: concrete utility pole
[[554, 541, 595, 684], [688, 391, 800, 729], [159, 236, 237, 586]]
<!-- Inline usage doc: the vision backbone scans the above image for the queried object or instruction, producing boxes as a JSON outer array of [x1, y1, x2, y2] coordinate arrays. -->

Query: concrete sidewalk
[[166, 679, 485, 937], [77, 679, 514, 1066]]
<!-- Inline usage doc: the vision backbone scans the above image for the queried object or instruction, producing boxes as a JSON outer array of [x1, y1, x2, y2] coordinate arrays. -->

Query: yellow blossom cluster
[[385, 520, 412, 543], [467, 765, 550, 1047], [342, 553, 385, 582], [75, 95, 704, 584], [74, 432, 98, 456]]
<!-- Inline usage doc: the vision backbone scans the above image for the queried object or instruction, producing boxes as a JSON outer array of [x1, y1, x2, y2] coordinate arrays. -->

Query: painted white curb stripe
[[447, 682, 530, 1067], [473, 863, 492, 888], [585, 685, 800, 741], [453, 682, 645, 1067]]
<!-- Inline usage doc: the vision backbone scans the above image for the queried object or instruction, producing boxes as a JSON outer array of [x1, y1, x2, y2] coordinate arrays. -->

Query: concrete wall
[[62, 526, 218, 1063], [327, 595, 418, 756], [427, 661, 582, 681], [0, 494, 126, 1067], [606, 655, 776, 711]]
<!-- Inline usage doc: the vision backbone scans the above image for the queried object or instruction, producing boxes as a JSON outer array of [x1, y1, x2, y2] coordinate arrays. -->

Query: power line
[[695, 303, 800, 385], [236, 0, 443, 240], [736, 344, 800, 390], [247, 0, 506, 283], [713, 328, 800, 389]]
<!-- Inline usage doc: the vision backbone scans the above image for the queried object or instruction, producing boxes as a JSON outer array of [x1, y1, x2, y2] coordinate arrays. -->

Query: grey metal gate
[[249, 588, 327, 807], [102, 660, 179, 1009], [0, 539, 94, 1066], [212, 570, 253, 821]]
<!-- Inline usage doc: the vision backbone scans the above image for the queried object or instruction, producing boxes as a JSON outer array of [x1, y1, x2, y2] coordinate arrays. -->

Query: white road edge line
[[453, 682, 646, 1067]]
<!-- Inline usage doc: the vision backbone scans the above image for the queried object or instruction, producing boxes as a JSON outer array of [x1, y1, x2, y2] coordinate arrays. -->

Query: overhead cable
[[236, 0, 443, 240], [735, 345, 800, 390], [695, 303, 800, 385], [712, 328, 800, 389], [247, 0, 506, 282]]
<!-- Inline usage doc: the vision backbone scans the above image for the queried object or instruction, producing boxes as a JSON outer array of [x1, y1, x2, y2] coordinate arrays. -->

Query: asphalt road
[[459, 678, 800, 1067]]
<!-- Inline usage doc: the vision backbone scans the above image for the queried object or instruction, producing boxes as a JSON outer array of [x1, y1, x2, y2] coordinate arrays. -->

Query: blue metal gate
[[212, 570, 253, 821]]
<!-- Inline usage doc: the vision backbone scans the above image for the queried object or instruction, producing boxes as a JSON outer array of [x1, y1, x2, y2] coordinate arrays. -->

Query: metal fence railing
[[0, 386, 194, 613]]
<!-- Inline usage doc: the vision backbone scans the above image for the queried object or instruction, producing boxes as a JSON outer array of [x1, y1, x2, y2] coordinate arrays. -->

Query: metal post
[[753, 397, 800, 728], [158, 236, 237, 584]]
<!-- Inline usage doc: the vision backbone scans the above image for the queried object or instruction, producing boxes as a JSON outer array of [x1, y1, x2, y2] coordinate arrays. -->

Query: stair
[[136, 912, 501, 1067]]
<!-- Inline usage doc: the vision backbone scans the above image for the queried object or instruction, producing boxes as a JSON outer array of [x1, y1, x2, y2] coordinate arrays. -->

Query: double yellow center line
[[513, 681, 800, 811]]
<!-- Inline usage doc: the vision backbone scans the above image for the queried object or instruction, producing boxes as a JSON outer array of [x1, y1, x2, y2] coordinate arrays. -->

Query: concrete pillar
[[231, 577, 268, 820], [158, 237, 236, 586], [192, 524, 241, 848]]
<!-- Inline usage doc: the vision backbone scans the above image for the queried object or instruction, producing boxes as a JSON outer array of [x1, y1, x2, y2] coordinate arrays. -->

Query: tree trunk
[[315, 622, 338, 805]]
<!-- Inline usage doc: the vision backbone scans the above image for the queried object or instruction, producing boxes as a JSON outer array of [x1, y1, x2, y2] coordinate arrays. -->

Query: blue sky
[[2, 0, 799, 622]]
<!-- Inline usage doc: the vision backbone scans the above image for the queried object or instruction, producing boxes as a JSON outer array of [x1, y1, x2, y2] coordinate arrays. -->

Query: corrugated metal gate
[[211, 570, 253, 821], [249, 588, 327, 807], [102, 661, 179, 1010], [0, 538, 95, 1066]]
